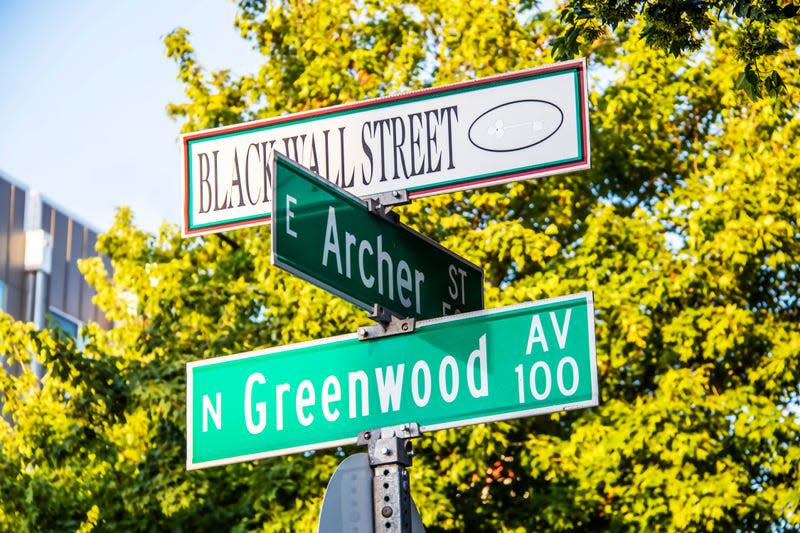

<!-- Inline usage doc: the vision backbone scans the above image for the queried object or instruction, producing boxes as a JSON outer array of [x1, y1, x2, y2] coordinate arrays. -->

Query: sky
[[0, 0, 263, 233]]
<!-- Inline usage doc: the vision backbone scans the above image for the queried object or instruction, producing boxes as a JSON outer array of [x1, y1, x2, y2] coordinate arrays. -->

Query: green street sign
[[187, 292, 597, 470], [271, 154, 483, 320]]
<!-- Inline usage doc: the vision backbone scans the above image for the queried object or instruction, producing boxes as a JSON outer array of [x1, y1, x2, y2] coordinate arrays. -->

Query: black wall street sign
[[180, 59, 590, 236]]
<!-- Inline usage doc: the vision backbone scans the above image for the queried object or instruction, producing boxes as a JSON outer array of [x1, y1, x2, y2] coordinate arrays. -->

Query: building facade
[[1, 171, 110, 375]]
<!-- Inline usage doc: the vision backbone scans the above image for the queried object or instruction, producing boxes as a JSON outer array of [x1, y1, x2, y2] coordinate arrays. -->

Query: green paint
[[573, 70, 584, 161]]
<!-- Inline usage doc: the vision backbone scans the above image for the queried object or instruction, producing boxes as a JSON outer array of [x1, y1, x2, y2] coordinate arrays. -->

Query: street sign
[[271, 155, 483, 320], [186, 292, 597, 470], [318, 454, 376, 533], [181, 59, 590, 236]]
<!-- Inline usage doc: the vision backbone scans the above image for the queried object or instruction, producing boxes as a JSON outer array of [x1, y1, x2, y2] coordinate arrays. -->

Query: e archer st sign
[[181, 59, 590, 236]]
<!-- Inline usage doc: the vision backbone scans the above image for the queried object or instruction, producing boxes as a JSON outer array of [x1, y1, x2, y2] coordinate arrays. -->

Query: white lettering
[[411, 361, 431, 407], [457, 268, 467, 305], [377, 235, 394, 299], [296, 379, 316, 426], [244, 373, 267, 434], [530, 361, 551, 400], [345, 232, 357, 279], [275, 382, 291, 430], [551, 309, 572, 350], [322, 206, 343, 274], [322, 375, 341, 422], [525, 315, 549, 354], [285, 194, 298, 238], [202, 392, 222, 432], [348, 370, 369, 418], [415, 270, 425, 314], [397, 260, 412, 308], [516, 357, 579, 403], [375, 364, 405, 413], [515, 364, 525, 403], [467, 334, 489, 398], [358, 241, 375, 288], [448, 264, 458, 300], [439, 356, 459, 403], [557, 357, 579, 396], [445, 265, 468, 305]]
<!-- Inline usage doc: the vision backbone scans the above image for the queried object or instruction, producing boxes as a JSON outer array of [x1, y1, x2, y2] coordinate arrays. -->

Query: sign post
[[186, 291, 597, 470], [271, 154, 483, 320], [181, 59, 590, 236], [317, 450, 425, 533]]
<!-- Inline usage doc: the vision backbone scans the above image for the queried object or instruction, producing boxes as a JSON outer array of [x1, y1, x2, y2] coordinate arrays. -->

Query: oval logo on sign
[[468, 99, 564, 153]]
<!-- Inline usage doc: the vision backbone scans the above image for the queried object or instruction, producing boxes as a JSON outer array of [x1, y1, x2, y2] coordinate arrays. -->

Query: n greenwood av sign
[[181, 59, 590, 236], [186, 292, 597, 469]]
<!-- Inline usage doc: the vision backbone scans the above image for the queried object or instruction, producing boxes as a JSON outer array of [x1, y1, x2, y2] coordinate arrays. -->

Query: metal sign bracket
[[357, 305, 416, 341], [357, 424, 423, 533], [363, 190, 409, 222]]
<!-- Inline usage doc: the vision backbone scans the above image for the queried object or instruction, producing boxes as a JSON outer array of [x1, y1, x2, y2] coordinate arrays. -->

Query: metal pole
[[354, 294, 420, 532], [358, 424, 421, 533]]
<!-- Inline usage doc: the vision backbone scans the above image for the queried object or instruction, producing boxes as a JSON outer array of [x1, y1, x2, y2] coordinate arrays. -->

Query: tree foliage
[[550, 0, 800, 99], [2, 1, 800, 531]]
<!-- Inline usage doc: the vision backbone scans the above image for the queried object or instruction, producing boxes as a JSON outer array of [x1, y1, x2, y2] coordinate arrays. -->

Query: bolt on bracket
[[357, 305, 416, 341], [363, 190, 409, 222]]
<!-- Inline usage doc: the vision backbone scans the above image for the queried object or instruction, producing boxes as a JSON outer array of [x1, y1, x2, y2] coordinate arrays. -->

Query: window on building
[[48, 309, 82, 344]]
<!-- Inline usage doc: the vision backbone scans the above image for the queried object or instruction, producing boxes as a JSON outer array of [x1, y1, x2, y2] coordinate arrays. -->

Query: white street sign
[[180, 59, 590, 236]]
